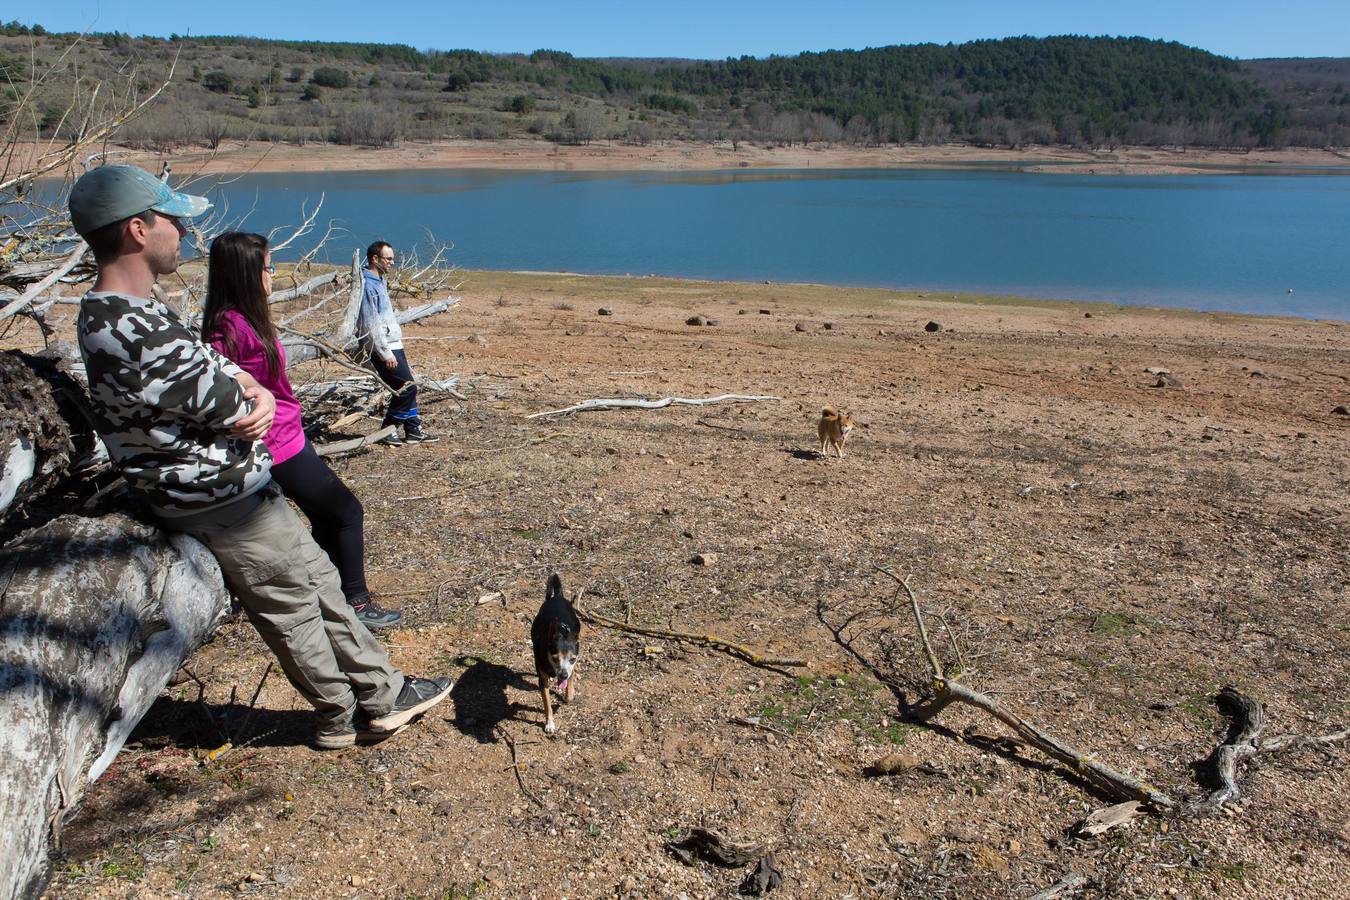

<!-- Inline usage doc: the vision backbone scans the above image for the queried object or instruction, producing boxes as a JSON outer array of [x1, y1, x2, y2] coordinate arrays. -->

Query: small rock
[[1144, 366, 1170, 376], [758, 308, 772, 315], [794, 322, 808, 332], [924, 321, 943, 333], [738, 308, 749, 315], [605, 447, 620, 455], [705, 319, 719, 326], [866, 752, 922, 775], [350, 875, 366, 887], [1084, 312, 1093, 318], [597, 306, 614, 316], [823, 321, 835, 330], [246, 873, 264, 883], [1331, 405, 1349, 416], [690, 552, 718, 566], [1249, 369, 1264, 377], [686, 314, 708, 326], [466, 333, 487, 346]]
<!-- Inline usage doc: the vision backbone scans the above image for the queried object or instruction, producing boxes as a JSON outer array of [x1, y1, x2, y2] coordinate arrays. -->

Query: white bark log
[[0, 514, 231, 899], [527, 394, 781, 419], [0, 436, 37, 517]]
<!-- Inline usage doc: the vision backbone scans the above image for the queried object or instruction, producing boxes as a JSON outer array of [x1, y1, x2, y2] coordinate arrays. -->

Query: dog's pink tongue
[[557, 677, 570, 692]]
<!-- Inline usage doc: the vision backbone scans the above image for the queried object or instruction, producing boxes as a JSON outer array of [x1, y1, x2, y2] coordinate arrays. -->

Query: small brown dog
[[817, 406, 857, 458]]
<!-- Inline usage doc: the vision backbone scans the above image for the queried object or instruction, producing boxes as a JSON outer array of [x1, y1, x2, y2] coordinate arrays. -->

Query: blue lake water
[[201, 168, 1348, 320]]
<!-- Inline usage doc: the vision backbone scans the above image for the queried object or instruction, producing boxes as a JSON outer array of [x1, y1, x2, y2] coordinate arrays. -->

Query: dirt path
[[44, 274, 1350, 898], [69, 138, 1350, 176]]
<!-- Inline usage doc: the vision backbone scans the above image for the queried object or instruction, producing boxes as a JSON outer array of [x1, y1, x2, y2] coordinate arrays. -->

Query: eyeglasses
[[262, 264, 276, 274]]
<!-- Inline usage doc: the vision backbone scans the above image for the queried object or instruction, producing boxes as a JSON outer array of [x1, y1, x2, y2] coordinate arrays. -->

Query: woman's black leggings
[[270, 440, 370, 603]]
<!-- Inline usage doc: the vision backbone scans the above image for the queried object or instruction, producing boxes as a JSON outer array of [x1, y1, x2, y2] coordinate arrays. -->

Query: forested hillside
[[3, 21, 1346, 151]]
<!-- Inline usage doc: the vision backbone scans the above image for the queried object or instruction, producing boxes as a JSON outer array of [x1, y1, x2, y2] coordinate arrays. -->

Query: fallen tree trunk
[[0, 350, 98, 528], [0, 512, 231, 900]]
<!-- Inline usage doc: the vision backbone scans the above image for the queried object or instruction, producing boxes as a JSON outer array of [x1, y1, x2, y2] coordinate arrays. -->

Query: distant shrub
[[503, 94, 535, 114], [201, 71, 233, 94], [444, 71, 470, 92], [286, 66, 304, 83], [310, 66, 350, 89], [300, 83, 321, 102], [642, 93, 697, 116]]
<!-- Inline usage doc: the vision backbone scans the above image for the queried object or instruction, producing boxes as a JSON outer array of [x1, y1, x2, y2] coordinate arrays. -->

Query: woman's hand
[[231, 373, 276, 440]]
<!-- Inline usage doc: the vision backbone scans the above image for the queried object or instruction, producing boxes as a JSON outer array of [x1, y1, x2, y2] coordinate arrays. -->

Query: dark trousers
[[376, 348, 419, 425], [271, 441, 370, 604]]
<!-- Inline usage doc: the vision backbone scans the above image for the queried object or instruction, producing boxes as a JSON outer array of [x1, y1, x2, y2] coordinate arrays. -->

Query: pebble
[[686, 314, 708, 326], [924, 321, 943, 332], [690, 552, 718, 566], [794, 322, 808, 332], [597, 307, 614, 316]]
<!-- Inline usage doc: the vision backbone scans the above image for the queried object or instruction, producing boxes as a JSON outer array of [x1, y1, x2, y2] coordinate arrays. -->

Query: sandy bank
[[97, 139, 1350, 176]]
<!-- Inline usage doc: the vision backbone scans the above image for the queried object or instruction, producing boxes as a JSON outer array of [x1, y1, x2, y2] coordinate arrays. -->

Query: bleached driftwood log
[[282, 297, 458, 368], [527, 393, 781, 419], [0, 513, 231, 900]]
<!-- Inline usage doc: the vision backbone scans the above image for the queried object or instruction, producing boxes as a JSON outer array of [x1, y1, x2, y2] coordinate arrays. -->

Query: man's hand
[[231, 373, 276, 441], [383, 356, 398, 371]]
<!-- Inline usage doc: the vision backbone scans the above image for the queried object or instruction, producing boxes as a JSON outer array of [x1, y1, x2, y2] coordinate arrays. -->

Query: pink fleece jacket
[[209, 310, 306, 466]]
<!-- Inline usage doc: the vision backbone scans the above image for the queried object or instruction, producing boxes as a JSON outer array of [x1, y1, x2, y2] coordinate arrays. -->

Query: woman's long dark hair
[[202, 231, 281, 378]]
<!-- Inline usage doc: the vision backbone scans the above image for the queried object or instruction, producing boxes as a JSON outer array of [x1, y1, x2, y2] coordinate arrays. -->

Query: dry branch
[[879, 568, 1178, 809], [527, 393, 781, 419], [0, 242, 87, 322], [577, 608, 805, 670], [313, 426, 398, 458]]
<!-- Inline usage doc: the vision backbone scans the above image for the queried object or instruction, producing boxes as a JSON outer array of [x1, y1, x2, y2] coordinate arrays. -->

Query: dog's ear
[[547, 573, 564, 602]]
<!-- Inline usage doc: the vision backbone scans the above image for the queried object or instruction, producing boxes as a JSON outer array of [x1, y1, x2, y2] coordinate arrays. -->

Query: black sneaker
[[404, 421, 439, 443], [367, 676, 453, 732], [350, 596, 402, 629], [382, 428, 405, 447]]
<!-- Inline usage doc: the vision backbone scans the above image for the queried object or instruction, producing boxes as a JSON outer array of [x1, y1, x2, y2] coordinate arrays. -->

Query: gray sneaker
[[351, 596, 402, 629], [313, 715, 408, 750], [366, 676, 453, 733], [404, 421, 439, 443]]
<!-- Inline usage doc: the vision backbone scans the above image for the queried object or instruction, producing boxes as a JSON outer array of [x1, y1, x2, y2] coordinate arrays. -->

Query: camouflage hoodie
[[77, 291, 273, 518]]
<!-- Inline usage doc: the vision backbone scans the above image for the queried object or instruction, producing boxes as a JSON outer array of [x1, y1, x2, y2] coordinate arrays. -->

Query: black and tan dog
[[531, 573, 581, 734]]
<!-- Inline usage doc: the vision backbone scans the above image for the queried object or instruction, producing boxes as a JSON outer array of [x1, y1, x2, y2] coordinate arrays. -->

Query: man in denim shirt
[[359, 240, 438, 445]]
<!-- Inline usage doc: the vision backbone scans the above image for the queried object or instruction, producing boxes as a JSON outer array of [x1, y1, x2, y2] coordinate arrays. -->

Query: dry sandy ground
[[63, 138, 1350, 177], [38, 273, 1350, 898]]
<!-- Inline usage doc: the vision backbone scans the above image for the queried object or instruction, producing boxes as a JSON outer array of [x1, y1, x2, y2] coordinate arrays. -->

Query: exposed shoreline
[[99, 138, 1350, 176]]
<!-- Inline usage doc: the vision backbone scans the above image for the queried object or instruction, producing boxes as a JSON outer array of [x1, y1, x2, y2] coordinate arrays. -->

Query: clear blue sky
[[14, 1, 1349, 60]]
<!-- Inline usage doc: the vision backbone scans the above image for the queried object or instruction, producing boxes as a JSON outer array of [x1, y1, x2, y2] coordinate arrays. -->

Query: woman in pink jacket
[[202, 231, 401, 629]]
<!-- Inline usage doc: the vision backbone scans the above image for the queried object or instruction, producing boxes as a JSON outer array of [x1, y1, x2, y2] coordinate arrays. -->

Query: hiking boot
[[350, 595, 402, 629], [366, 676, 453, 733], [403, 421, 439, 443]]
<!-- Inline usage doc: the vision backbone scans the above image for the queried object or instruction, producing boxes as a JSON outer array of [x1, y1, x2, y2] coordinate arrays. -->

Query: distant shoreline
[[91, 139, 1350, 177]]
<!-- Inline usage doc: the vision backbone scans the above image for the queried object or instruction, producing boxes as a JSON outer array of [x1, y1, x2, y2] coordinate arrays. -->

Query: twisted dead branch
[[1192, 685, 1350, 815]]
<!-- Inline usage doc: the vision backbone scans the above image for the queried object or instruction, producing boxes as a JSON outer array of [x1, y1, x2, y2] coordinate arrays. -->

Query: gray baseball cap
[[68, 165, 212, 237]]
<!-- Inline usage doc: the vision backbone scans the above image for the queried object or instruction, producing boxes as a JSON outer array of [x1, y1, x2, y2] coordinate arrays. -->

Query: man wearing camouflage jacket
[[70, 165, 451, 749]]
